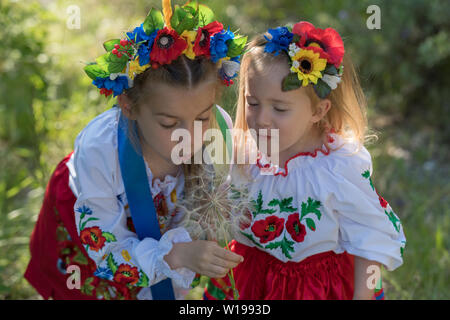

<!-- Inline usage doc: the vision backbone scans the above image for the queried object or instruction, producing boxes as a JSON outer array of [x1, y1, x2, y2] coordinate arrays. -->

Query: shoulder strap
[[117, 111, 175, 300]]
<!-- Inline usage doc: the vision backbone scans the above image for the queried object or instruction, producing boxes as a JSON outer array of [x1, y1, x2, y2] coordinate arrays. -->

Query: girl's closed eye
[[274, 105, 289, 113], [245, 96, 259, 107], [160, 120, 178, 129]]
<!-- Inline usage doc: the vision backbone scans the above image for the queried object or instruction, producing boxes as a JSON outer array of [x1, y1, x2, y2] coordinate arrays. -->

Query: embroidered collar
[[256, 132, 337, 177]]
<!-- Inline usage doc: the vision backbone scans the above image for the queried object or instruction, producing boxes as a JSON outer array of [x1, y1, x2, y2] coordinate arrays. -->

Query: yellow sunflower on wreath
[[290, 49, 327, 87]]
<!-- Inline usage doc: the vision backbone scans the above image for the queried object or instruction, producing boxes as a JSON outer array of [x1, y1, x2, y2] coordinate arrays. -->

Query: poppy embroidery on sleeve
[[77, 205, 117, 252], [54, 207, 142, 299]]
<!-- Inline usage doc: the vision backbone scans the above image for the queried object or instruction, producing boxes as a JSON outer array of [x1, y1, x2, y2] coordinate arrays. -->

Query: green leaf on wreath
[[96, 52, 128, 74], [282, 73, 302, 92], [103, 39, 121, 52], [84, 63, 110, 80], [227, 36, 248, 58], [143, 8, 165, 35], [170, 5, 199, 35], [185, 1, 215, 27], [324, 64, 339, 76], [313, 78, 332, 99]]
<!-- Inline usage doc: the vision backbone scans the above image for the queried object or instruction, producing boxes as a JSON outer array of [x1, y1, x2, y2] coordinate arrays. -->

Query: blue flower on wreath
[[126, 23, 156, 44], [136, 31, 158, 66], [210, 27, 234, 63], [264, 26, 293, 56], [94, 267, 113, 280], [93, 75, 130, 97]]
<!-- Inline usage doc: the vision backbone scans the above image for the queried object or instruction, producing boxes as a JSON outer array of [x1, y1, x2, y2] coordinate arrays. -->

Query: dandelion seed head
[[176, 165, 254, 243]]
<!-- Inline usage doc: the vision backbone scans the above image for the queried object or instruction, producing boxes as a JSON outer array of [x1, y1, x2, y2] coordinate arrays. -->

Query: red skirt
[[205, 240, 355, 300], [24, 153, 142, 300]]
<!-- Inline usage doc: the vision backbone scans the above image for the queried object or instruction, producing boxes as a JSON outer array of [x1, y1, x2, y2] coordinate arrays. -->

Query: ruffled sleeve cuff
[[135, 227, 195, 289], [155, 227, 196, 288]]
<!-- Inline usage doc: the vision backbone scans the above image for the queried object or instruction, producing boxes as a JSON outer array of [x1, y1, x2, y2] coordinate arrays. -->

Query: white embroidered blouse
[[232, 133, 406, 271], [66, 105, 232, 300]]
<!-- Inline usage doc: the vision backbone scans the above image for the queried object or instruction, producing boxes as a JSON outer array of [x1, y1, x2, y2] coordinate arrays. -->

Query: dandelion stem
[[224, 234, 239, 300]]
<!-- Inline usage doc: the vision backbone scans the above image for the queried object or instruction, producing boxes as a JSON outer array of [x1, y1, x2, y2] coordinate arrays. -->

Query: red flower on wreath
[[99, 88, 113, 97], [150, 27, 187, 65], [113, 264, 140, 286], [193, 21, 224, 57], [286, 213, 307, 242], [292, 21, 345, 68], [80, 226, 106, 252], [251, 215, 284, 244]]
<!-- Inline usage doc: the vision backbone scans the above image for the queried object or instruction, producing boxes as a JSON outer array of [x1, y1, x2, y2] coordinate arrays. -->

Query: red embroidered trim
[[256, 133, 334, 177]]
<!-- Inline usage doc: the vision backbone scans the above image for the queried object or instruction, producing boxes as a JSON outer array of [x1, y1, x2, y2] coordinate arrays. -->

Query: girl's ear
[[117, 94, 136, 120], [311, 99, 331, 124]]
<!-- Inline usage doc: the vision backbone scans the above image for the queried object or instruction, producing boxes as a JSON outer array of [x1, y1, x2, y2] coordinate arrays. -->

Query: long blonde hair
[[234, 34, 376, 155]]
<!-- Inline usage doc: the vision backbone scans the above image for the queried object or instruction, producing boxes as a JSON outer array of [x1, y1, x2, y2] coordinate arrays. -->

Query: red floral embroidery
[[251, 215, 285, 244], [153, 192, 168, 217], [80, 226, 106, 252], [285, 213, 307, 242], [378, 195, 388, 208], [113, 264, 140, 286]]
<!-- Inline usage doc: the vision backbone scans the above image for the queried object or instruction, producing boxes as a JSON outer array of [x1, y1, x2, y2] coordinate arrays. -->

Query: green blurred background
[[0, 0, 448, 299]]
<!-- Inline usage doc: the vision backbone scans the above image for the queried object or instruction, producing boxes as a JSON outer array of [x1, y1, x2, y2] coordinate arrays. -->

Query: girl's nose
[[256, 106, 272, 129]]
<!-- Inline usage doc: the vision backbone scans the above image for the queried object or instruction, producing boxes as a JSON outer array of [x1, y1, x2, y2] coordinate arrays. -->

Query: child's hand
[[164, 240, 244, 278]]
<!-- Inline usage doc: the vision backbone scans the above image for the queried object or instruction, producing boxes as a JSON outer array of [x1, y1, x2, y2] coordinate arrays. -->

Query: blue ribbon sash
[[117, 111, 175, 300]]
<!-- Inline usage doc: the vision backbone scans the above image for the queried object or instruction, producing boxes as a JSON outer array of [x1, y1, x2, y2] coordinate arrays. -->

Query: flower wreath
[[264, 21, 345, 99], [84, 0, 247, 97]]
